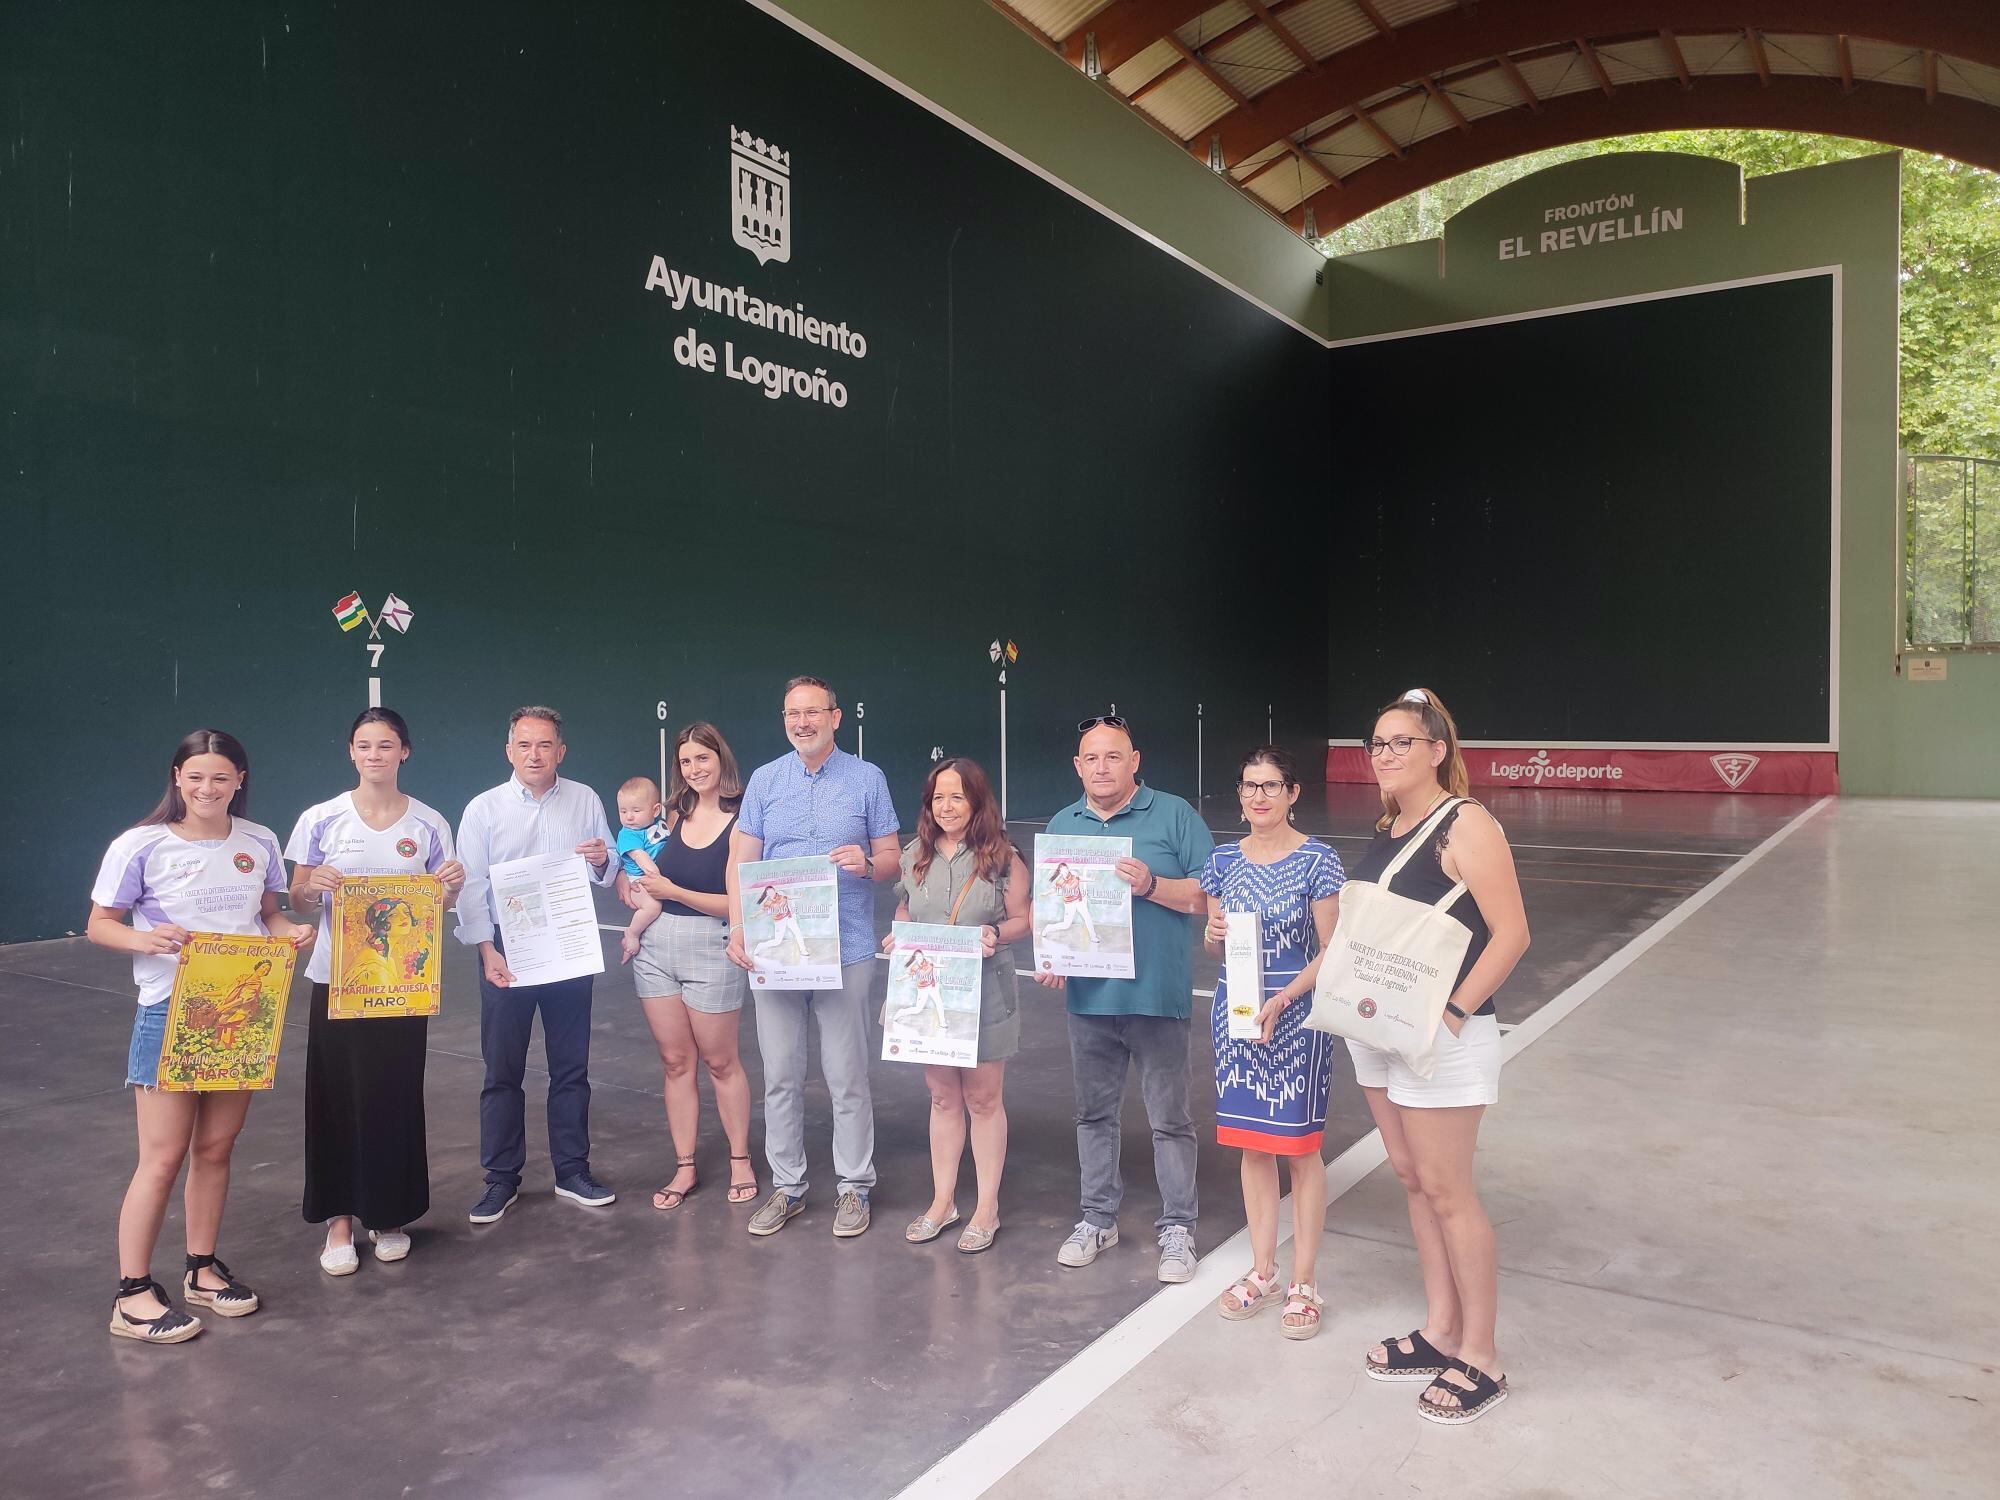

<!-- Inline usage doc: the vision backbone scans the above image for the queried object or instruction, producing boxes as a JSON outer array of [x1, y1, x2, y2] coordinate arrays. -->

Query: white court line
[[897, 794, 1833, 1500]]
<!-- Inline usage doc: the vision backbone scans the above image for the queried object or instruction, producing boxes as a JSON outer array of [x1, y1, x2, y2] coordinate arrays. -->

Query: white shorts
[[1347, 1013, 1501, 1108]]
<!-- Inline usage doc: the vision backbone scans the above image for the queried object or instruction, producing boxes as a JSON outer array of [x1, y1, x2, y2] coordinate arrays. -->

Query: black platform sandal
[[652, 1156, 699, 1212], [1418, 1357, 1509, 1425], [727, 1154, 759, 1205], [183, 1253, 260, 1317], [1365, 1328, 1449, 1383], [109, 1276, 203, 1344]]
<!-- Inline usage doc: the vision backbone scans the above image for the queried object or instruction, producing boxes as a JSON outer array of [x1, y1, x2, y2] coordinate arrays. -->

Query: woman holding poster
[[286, 708, 463, 1276], [1346, 688, 1528, 1425], [884, 758, 1028, 1254], [88, 730, 315, 1344], [1200, 746, 1344, 1340]]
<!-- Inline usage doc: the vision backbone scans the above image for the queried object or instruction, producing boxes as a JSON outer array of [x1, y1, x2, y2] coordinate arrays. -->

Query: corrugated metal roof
[[1004, 0, 1114, 42], [1138, 68, 1238, 142], [1761, 33, 1842, 80], [1286, 0, 1383, 60], [1204, 25, 1306, 104], [981, 1, 2000, 238], [1373, 0, 1457, 28]]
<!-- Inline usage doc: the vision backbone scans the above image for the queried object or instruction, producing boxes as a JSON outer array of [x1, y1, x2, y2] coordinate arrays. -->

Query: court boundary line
[[895, 794, 1833, 1499]]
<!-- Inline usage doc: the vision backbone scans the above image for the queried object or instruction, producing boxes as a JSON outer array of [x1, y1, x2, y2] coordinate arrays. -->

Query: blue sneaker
[[554, 1172, 616, 1208], [468, 1184, 519, 1224]]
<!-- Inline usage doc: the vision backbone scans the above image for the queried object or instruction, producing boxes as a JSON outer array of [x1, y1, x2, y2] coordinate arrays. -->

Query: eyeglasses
[[1076, 714, 1130, 734], [1237, 779, 1292, 798], [782, 707, 833, 722], [1365, 735, 1438, 758]]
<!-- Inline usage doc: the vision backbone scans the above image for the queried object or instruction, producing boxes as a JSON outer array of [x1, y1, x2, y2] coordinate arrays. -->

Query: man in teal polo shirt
[[1037, 715, 1214, 1283]]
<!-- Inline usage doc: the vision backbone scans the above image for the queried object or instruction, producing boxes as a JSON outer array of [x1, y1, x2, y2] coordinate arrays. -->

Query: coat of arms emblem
[[730, 126, 790, 266]]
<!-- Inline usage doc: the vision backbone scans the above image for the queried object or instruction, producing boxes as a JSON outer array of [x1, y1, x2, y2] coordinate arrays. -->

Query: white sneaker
[[368, 1230, 411, 1262], [1056, 1220, 1119, 1268], [1157, 1225, 1198, 1284], [319, 1230, 360, 1277]]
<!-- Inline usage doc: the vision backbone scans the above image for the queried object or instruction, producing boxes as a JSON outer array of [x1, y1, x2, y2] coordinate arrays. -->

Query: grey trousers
[[752, 959, 877, 1198], [1068, 1012, 1198, 1235]]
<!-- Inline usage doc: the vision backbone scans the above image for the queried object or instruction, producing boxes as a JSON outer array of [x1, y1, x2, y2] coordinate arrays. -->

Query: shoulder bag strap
[[1378, 796, 1465, 884]]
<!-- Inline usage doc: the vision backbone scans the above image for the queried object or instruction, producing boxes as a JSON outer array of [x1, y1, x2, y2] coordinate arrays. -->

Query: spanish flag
[[332, 591, 368, 632]]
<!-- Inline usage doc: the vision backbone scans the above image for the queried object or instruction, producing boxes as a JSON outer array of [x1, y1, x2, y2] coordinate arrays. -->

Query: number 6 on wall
[[656, 701, 669, 720]]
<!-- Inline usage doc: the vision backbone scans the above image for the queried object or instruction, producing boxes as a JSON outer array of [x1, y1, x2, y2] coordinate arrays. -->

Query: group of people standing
[[86, 677, 1526, 1426]]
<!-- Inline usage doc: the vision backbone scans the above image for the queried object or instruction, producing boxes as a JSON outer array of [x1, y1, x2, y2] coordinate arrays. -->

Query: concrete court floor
[[0, 784, 1815, 1498], [987, 798, 2000, 1500]]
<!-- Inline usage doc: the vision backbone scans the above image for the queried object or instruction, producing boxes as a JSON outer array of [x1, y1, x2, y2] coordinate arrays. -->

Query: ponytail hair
[[141, 730, 252, 826], [1372, 687, 1469, 832]]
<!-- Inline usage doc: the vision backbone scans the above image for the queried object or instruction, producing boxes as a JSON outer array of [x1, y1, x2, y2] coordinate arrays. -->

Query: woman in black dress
[[284, 708, 464, 1273]]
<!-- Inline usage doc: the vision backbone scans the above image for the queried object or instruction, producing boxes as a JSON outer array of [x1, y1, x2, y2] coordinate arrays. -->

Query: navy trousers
[[478, 971, 594, 1188]]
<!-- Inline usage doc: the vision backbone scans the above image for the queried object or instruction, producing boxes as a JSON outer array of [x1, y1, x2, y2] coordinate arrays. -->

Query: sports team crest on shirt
[[232, 853, 256, 874], [396, 837, 419, 859]]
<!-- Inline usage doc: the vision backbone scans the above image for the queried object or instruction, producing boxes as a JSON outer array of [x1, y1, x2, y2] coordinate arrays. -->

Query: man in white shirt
[[456, 706, 617, 1223]]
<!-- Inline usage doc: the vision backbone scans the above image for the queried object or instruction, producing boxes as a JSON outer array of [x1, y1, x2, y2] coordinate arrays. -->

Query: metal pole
[[1267, 702, 1273, 744], [1196, 703, 1204, 801], [857, 701, 865, 762], [659, 725, 667, 801], [999, 685, 1008, 821]]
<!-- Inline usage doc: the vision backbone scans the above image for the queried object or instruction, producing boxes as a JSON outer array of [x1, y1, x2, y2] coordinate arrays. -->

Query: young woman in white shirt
[[88, 730, 315, 1345], [286, 708, 464, 1274]]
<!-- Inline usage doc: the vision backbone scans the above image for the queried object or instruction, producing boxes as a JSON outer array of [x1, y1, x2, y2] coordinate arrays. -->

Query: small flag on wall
[[377, 593, 414, 633], [332, 592, 369, 632]]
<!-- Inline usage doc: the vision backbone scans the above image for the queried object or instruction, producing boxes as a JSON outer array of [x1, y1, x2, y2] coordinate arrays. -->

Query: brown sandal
[[726, 1155, 758, 1205], [651, 1156, 698, 1211]]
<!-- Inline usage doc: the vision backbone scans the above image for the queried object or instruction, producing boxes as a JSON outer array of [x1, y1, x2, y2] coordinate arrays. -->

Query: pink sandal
[[1218, 1267, 1283, 1321], [1280, 1282, 1324, 1341]]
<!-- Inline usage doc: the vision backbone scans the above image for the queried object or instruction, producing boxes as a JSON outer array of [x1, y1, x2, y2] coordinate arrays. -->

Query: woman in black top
[[1347, 688, 1528, 1426], [622, 723, 758, 1209]]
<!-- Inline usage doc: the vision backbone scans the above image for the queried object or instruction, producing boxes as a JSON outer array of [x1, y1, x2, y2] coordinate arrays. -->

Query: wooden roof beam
[[1837, 33, 1856, 93], [1352, 0, 1395, 40], [1188, 0, 2000, 169], [1419, 74, 1473, 132], [1246, 0, 1319, 73], [1351, 100, 1405, 160], [1746, 28, 1773, 85], [1577, 37, 1616, 96], [1166, 33, 1252, 111], [1126, 0, 1311, 103], [1289, 73, 2000, 234], [1061, 2, 1213, 77], [1660, 29, 1694, 89], [1496, 53, 1542, 112], [1923, 49, 1938, 104]]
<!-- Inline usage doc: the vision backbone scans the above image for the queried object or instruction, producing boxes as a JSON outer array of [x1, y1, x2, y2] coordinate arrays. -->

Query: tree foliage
[[1318, 131, 2000, 461]]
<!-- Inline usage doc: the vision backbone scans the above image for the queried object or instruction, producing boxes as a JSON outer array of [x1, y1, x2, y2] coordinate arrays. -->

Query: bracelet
[[1444, 1001, 1467, 1019], [1142, 872, 1159, 899]]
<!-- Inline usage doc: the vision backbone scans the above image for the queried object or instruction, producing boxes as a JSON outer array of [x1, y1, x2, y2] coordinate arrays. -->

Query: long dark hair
[[667, 721, 744, 817], [912, 757, 1011, 885], [141, 730, 252, 826]]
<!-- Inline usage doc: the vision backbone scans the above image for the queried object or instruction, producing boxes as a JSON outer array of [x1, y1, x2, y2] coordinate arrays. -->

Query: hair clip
[[1400, 688, 1431, 705]]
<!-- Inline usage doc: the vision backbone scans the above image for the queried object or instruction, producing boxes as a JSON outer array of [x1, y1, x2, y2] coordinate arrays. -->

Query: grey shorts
[[633, 912, 746, 1015]]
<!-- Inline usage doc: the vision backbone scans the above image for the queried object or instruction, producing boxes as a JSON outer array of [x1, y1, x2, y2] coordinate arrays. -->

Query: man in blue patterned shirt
[[727, 675, 900, 1238]]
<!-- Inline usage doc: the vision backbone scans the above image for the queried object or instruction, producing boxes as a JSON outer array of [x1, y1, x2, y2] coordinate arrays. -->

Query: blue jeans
[[1068, 1012, 1198, 1235], [478, 972, 594, 1188], [125, 1003, 169, 1088]]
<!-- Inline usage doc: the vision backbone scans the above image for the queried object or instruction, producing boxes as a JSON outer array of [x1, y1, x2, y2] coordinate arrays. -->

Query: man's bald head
[[1074, 722, 1141, 812]]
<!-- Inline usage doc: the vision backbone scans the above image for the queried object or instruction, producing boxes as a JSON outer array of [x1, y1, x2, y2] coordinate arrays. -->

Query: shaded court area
[[0, 786, 1814, 1497], [987, 798, 2000, 1500]]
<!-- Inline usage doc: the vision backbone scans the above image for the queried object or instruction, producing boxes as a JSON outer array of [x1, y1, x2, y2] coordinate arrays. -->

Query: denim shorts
[[126, 1003, 169, 1089]]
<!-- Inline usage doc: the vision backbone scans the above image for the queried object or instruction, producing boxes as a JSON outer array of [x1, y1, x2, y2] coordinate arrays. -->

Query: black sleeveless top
[[1347, 801, 1497, 1017], [657, 812, 735, 919]]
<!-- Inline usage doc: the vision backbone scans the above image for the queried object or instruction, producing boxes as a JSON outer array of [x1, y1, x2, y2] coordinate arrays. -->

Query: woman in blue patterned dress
[[1199, 745, 1344, 1340]]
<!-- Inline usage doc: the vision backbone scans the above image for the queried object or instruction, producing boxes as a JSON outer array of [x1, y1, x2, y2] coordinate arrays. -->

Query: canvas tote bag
[[1304, 796, 1472, 1079]]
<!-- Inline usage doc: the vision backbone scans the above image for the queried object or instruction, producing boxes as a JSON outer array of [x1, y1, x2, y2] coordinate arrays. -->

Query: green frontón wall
[[1, 1, 1330, 943], [1324, 151, 1997, 797]]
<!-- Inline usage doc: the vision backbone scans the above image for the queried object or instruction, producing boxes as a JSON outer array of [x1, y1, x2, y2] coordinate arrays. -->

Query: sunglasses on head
[[1076, 714, 1130, 734]]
